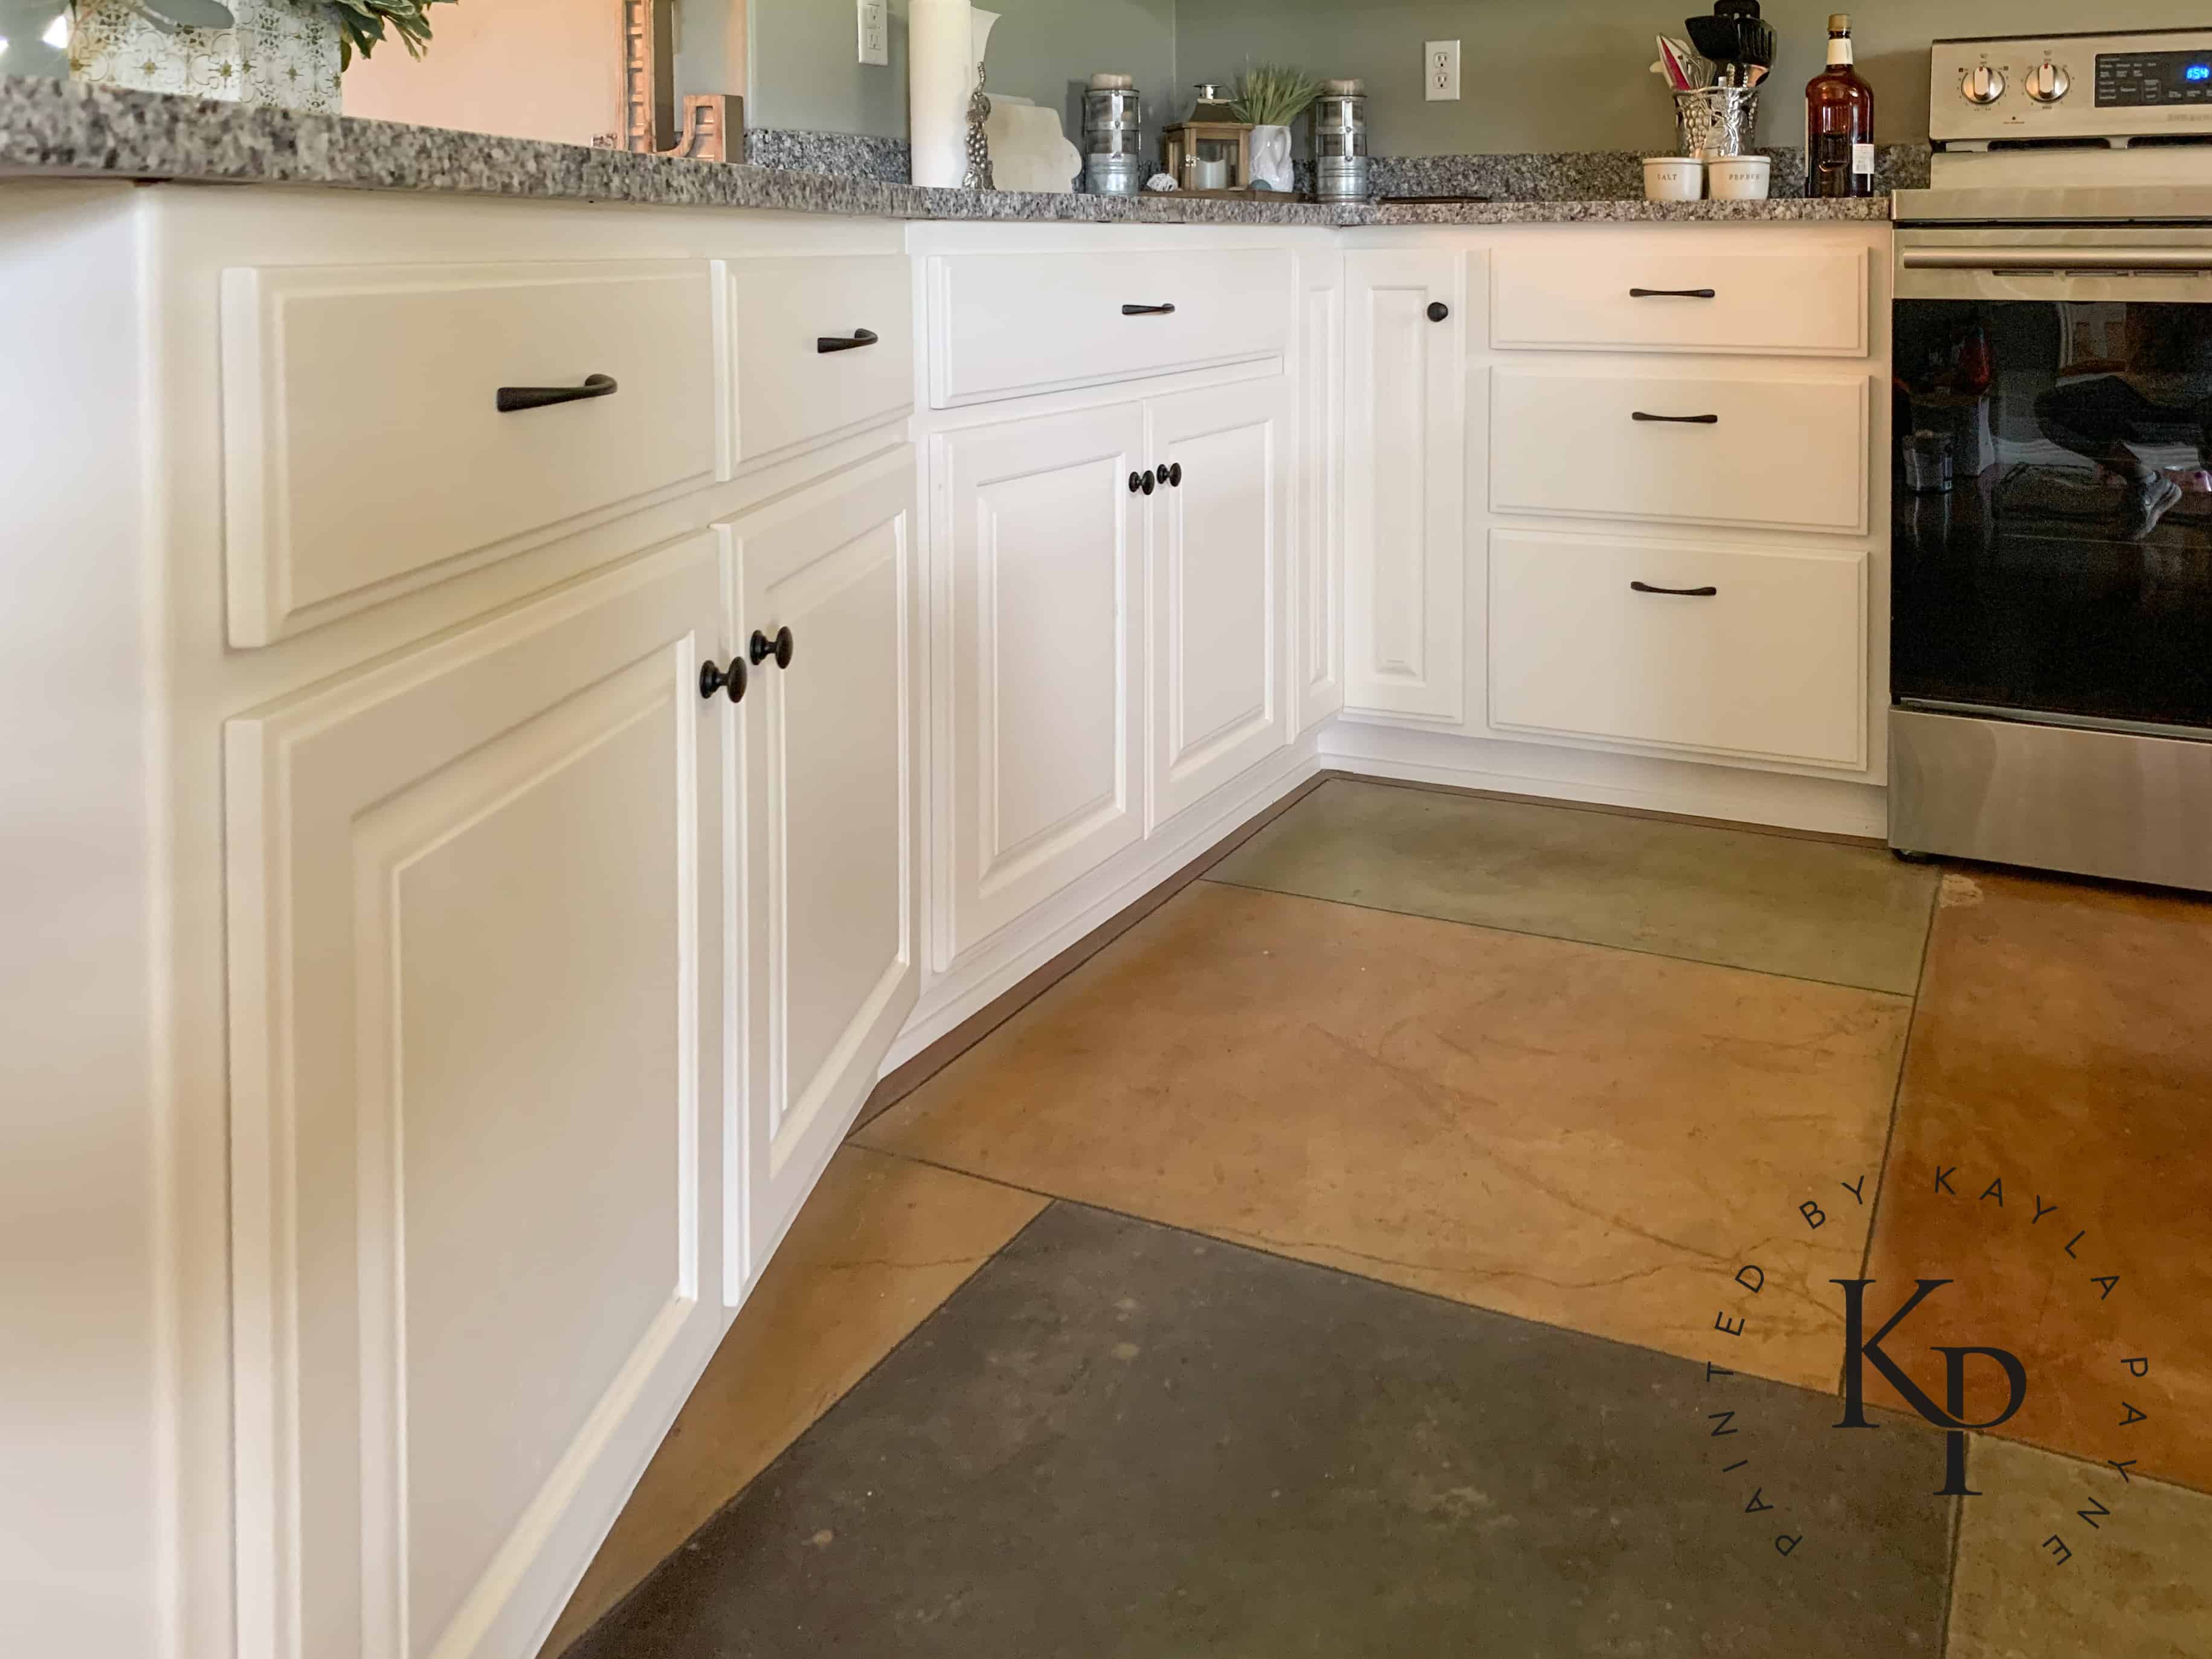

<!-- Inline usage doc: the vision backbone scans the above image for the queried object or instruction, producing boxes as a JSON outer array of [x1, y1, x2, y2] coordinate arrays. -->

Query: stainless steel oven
[[1890, 34, 2212, 891]]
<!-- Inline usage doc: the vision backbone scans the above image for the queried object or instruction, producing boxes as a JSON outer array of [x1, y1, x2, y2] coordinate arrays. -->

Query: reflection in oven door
[[1892, 296, 2212, 735]]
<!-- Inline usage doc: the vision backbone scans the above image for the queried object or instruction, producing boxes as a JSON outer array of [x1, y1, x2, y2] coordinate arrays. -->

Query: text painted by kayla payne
[[1697, 1164, 2158, 1565]]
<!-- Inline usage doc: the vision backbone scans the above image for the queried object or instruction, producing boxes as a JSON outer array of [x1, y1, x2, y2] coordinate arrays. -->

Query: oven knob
[[1961, 63, 2008, 106], [2025, 61, 2070, 103]]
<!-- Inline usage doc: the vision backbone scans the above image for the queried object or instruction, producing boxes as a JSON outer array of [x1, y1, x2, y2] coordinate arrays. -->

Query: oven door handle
[[1901, 248, 2212, 275]]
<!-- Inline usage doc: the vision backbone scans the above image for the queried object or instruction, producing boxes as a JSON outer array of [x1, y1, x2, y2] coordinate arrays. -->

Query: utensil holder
[[1674, 87, 1761, 160]]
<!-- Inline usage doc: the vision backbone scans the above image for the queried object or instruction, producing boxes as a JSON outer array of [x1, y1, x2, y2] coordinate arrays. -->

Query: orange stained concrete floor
[[549, 779, 2212, 1658]]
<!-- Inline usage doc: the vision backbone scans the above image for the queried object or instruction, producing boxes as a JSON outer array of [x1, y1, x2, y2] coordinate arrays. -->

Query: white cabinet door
[[1345, 249, 1466, 724], [225, 536, 730, 1659], [725, 453, 921, 1290], [941, 404, 1147, 967], [1144, 379, 1288, 828]]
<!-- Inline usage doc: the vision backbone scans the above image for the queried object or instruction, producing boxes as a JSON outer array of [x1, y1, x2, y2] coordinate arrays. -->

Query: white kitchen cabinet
[[1345, 248, 1467, 724], [223, 534, 733, 1659], [1145, 379, 1288, 828], [723, 452, 921, 1292], [723, 254, 915, 474], [927, 247, 1295, 407], [939, 403, 1149, 967], [1489, 365, 1871, 535], [1489, 529, 1869, 770], [1490, 239, 1870, 356], [221, 260, 723, 646]]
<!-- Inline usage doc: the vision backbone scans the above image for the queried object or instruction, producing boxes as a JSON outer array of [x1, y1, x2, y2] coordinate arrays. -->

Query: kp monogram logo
[[1833, 1278, 2030, 1497]]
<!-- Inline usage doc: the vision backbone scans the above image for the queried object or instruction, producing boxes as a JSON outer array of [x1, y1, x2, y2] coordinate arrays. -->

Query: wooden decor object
[[616, 1, 747, 162], [1162, 120, 1256, 196]]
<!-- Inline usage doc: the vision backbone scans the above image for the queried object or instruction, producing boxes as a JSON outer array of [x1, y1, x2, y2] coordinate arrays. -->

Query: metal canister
[[1083, 74, 1145, 198], [1674, 86, 1762, 160], [1314, 79, 1370, 203]]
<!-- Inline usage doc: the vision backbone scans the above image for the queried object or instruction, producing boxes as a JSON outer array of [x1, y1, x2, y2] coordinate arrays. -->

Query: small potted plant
[[70, 0, 451, 112], [1233, 63, 1321, 195]]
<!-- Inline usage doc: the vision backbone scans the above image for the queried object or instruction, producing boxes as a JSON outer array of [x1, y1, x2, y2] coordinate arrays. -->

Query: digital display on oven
[[2097, 48, 2212, 105]]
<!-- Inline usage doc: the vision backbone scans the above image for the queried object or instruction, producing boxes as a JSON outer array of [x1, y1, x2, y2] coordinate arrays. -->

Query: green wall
[[1177, 0, 2212, 155], [748, 0, 1179, 141], [748, 2, 2212, 156]]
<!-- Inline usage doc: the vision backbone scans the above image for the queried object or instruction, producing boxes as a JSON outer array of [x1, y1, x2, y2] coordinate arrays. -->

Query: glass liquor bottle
[[1807, 13, 1876, 199]]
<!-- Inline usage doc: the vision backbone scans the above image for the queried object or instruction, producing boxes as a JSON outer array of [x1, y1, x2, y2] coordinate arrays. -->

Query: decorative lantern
[[1161, 82, 1254, 193], [1162, 120, 1257, 193]]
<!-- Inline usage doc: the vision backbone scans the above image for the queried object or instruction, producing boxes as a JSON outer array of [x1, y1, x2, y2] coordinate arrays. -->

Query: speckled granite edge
[[0, 78, 1892, 228], [1361, 195, 1893, 225], [1304, 143, 1930, 203], [744, 127, 910, 184]]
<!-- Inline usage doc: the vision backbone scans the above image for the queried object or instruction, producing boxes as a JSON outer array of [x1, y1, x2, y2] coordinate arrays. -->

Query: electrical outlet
[[857, 0, 889, 66], [1425, 39, 1462, 101]]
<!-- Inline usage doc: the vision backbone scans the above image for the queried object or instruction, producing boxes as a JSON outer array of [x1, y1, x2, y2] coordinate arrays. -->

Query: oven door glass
[[1894, 297, 2212, 733]]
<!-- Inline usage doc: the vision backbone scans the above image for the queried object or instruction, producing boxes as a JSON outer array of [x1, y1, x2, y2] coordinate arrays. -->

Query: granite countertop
[[0, 76, 1893, 227]]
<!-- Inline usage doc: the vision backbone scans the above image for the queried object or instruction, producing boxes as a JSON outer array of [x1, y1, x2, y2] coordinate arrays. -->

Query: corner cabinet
[[722, 451, 921, 1291], [1344, 248, 1469, 726]]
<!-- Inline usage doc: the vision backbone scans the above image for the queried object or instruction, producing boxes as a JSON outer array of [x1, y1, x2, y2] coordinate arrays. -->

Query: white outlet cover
[[1426, 39, 1462, 101], [857, 0, 889, 66]]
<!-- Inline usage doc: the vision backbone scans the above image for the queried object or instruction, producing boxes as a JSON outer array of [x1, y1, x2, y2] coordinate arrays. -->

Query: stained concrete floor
[[549, 779, 2212, 1658]]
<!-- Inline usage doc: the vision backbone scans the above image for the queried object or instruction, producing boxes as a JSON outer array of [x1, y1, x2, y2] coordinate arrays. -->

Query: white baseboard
[[883, 738, 1327, 1070], [1321, 722, 1891, 839]]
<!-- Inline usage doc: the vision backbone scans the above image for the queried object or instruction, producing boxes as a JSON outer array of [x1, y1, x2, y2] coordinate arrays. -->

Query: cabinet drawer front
[[727, 254, 914, 472], [1491, 242, 1868, 356], [1489, 531, 1868, 768], [1491, 367, 1869, 533], [223, 260, 720, 645], [930, 249, 1293, 407]]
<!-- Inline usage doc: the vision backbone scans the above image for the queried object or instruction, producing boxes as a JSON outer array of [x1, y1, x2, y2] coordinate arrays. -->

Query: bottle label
[[1828, 38, 1854, 66], [1853, 142, 1875, 176]]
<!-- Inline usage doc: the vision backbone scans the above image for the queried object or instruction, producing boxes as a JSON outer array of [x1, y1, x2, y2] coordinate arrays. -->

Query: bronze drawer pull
[[495, 374, 618, 414]]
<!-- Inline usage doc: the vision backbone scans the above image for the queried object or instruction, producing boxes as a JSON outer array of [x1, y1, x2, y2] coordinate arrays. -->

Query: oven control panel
[[1932, 28, 2212, 143]]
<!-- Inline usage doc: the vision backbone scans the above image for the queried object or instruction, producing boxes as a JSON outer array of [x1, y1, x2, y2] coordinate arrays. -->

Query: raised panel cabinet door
[[1344, 250, 1467, 724], [1145, 379, 1289, 829], [725, 452, 921, 1292], [941, 404, 1148, 967], [224, 535, 731, 1659]]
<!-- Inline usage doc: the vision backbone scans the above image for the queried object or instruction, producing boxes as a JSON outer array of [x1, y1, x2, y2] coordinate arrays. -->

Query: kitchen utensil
[[1643, 156, 1706, 202], [1083, 72, 1145, 197], [1707, 154, 1772, 199], [1314, 79, 1370, 203], [1655, 36, 1710, 92], [1685, 2, 1775, 72]]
